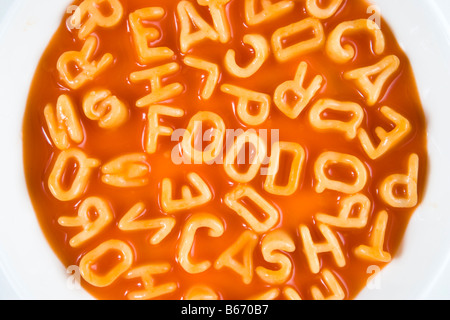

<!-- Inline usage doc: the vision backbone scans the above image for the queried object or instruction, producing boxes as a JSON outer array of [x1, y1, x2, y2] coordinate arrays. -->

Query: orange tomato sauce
[[23, 0, 428, 300]]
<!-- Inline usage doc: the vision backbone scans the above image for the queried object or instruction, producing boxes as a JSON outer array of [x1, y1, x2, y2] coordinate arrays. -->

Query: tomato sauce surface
[[23, 0, 428, 300]]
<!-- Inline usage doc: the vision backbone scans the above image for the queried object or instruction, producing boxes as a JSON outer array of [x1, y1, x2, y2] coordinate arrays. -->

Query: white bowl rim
[[0, 0, 449, 300]]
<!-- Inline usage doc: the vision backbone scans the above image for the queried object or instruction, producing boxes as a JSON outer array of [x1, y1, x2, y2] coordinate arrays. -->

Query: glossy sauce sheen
[[23, 0, 428, 300]]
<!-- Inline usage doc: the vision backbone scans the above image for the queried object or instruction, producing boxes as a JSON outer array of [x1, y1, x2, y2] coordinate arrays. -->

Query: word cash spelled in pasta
[[23, 0, 427, 300]]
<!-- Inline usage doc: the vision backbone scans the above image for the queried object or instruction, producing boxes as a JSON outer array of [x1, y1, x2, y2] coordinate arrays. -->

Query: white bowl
[[0, 0, 449, 300]]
